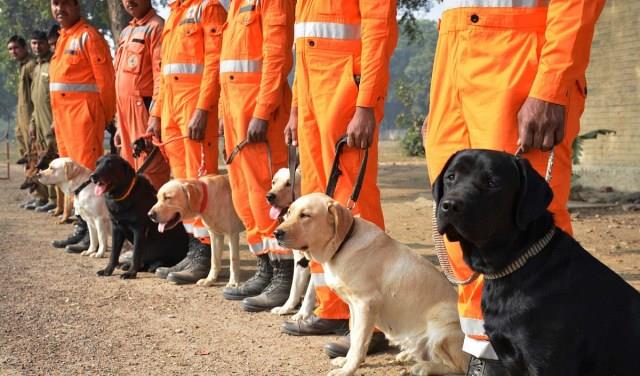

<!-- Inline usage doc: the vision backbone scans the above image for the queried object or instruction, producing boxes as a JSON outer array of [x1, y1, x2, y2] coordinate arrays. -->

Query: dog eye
[[299, 212, 309, 219], [285, 182, 291, 187], [446, 173, 455, 182], [487, 180, 497, 188]]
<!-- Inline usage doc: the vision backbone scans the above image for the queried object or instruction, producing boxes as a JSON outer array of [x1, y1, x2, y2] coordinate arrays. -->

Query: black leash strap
[[288, 143, 298, 203], [136, 146, 160, 175], [223, 139, 248, 165], [74, 179, 92, 196], [325, 135, 369, 210]]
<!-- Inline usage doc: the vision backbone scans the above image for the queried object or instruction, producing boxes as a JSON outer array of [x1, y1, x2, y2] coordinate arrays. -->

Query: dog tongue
[[158, 222, 166, 233], [269, 206, 281, 220], [94, 184, 107, 196]]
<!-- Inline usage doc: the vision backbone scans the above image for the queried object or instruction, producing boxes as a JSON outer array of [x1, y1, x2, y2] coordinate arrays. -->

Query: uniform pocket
[[122, 43, 145, 75]]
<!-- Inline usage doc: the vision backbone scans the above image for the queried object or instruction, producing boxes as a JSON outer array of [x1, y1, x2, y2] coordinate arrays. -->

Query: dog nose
[[148, 210, 157, 222], [266, 192, 276, 204], [440, 199, 463, 213], [274, 229, 285, 240]]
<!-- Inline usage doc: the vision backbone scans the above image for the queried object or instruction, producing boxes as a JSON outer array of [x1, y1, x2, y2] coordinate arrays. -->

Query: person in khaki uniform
[[7, 35, 35, 165], [29, 30, 58, 213]]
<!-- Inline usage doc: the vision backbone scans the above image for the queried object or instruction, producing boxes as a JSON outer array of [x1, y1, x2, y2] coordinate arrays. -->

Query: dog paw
[[330, 357, 347, 368], [291, 311, 312, 321], [271, 306, 294, 315], [396, 350, 413, 363], [93, 252, 105, 258], [120, 272, 137, 280], [80, 250, 90, 256], [97, 267, 114, 277], [327, 367, 352, 376], [410, 363, 432, 376], [226, 280, 239, 288], [196, 278, 216, 287]]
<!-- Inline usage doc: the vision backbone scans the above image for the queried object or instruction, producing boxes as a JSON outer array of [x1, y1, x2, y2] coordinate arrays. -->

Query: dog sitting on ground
[[148, 175, 244, 287], [266, 167, 316, 320], [36, 151, 69, 221], [91, 155, 188, 279], [20, 159, 49, 205], [434, 149, 640, 376], [276, 193, 468, 376], [37, 157, 111, 257]]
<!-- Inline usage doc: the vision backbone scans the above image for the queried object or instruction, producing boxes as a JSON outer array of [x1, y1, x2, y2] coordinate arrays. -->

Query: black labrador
[[433, 149, 640, 376], [91, 154, 188, 279]]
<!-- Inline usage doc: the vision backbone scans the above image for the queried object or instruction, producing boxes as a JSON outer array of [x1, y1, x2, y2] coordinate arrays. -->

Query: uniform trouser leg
[[297, 47, 385, 320], [15, 121, 29, 158], [424, 9, 585, 358], [51, 92, 105, 170], [116, 94, 171, 191], [161, 79, 218, 243], [221, 74, 292, 259]]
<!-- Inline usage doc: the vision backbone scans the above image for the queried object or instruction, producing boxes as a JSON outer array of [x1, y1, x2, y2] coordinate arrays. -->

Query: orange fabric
[[220, 0, 293, 258], [425, 3, 603, 344], [114, 9, 170, 190], [50, 19, 116, 170], [294, 0, 398, 319]]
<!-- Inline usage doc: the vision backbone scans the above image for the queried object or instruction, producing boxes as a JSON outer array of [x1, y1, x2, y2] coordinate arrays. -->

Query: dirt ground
[[1, 143, 639, 375]]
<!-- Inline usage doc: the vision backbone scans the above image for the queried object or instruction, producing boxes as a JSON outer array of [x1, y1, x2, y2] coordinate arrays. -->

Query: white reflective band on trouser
[[183, 223, 194, 234], [463, 336, 499, 360], [192, 227, 210, 238], [220, 59, 262, 73], [249, 242, 265, 255], [294, 22, 361, 40], [443, 0, 549, 10], [49, 83, 99, 92], [162, 63, 204, 75], [311, 273, 326, 287], [460, 317, 487, 336]]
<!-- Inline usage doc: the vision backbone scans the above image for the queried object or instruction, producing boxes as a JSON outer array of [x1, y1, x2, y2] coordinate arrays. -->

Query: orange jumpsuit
[[151, 0, 226, 240], [50, 19, 116, 170], [293, 1, 398, 319], [220, 0, 294, 259], [425, 0, 605, 359], [114, 8, 170, 191]]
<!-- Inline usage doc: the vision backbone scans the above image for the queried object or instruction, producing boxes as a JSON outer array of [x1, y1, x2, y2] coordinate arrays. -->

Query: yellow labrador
[[149, 175, 245, 287], [266, 168, 316, 320], [275, 193, 468, 376]]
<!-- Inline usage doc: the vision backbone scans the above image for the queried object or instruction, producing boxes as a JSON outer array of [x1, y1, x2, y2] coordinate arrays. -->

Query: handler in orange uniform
[[218, 0, 295, 312], [146, 0, 226, 285], [49, 0, 115, 171], [281, 0, 398, 358], [114, 0, 170, 190], [424, 1, 605, 374]]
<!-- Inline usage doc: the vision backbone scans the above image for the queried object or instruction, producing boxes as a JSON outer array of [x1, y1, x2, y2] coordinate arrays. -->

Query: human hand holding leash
[[347, 106, 375, 149], [284, 107, 298, 146], [247, 117, 268, 143], [517, 97, 565, 153], [187, 109, 208, 141]]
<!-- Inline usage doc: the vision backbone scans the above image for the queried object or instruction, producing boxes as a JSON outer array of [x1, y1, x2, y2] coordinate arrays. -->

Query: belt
[[220, 59, 262, 73], [442, 0, 549, 11], [49, 82, 98, 93], [162, 63, 203, 76], [294, 22, 361, 40]]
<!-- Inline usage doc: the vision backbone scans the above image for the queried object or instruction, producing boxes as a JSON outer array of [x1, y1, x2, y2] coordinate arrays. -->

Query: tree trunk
[[105, 0, 131, 41]]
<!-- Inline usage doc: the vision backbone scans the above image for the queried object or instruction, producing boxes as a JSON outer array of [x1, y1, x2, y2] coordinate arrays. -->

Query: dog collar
[[198, 180, 208, 213], [331, 221, 356, 261], [484, 227, 556, 280], [73, 179, 92, 196], [112, 176, 138, 202]]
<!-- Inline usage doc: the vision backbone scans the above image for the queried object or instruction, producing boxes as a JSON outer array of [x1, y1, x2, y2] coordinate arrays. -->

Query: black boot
[[466, 355, 510, 376], [166, 238, 211, 285], [65, 232, 90, 253], [223, 254, 273, 300], [52, 218, 87, 248], [242, 259, 294, 312]]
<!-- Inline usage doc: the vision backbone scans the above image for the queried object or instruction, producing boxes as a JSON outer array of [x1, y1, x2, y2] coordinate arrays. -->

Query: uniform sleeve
[[252, 0, 294, 121], [357, 0, 397, 108], [528, 0, 606, 105], [195, 2, 227, 112], [148, 20, 164, 112], [150, 40, 165, 118], [85, 32, 116, 124], [291, 75, 297, 109]]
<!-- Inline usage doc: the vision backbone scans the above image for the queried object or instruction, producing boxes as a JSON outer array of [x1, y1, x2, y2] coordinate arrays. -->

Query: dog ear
[[328, 200, 354, 247], [183, 181, 202, 212], [432, 152, 459, 205], [64, 161, 80, 180], [515, 158, 554, 229]]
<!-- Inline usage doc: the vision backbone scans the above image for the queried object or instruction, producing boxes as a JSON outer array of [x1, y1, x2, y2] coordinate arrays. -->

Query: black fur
[[91, 154, 188, 279], [433, 149, 640, 376]]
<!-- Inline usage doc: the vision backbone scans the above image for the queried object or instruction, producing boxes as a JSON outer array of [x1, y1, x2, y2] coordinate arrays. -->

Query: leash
[[223, 139, 273, 178], [325, 135, 368, 210], [434, 147, 555, 286], [288, 142, 298, 203], [73, 179, 92, 196], [139, 134, 207, 177]]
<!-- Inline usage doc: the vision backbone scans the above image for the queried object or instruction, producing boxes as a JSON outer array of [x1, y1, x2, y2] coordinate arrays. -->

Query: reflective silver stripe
[[183, 223, 194, 233], [220, 59, 262, 73], [460, 317, 486, 336], [162, 63, 204, 75], [80, 32, 89, 50], [193, 226, 210, 238], [49, 83, 99, 92], [463, 336, 499, 360], [294, 22, 361, 40], [219, 0, 230, 11], [248, 242, 265, 255], [311, 273, 326, 287], [443, 0, 549, 11]]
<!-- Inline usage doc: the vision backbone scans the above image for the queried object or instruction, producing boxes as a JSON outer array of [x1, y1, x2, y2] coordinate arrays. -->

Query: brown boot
[[323, 331, 389, 358], [281, 314, 349, 336]]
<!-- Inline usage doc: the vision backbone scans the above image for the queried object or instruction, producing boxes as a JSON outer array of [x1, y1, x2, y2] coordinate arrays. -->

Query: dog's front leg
[[292, 274, 315, 320], [121, 228, 143, 279], [329, 299, 378, 376], [227, 231, 241, 287], [97, 225, 124, 277], [93, 217, 110, 258], [197, 232, 224, 287], [82, 219, 98, 257]]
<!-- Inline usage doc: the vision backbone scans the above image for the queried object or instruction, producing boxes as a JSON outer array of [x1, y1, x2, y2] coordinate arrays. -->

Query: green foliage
[[395, 79, 426, 156], [572, 129, 616, 165]]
